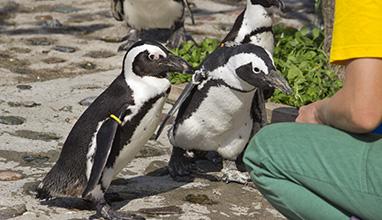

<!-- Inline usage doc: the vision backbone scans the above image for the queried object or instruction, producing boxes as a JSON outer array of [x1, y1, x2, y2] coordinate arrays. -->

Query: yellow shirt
[[330, 0, 382, 63]]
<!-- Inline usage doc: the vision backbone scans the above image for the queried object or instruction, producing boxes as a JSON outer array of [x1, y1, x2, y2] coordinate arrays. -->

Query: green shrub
[[170, 38, 219, 84], [271, 25, 342, 107], [171, 25, 343, 108]]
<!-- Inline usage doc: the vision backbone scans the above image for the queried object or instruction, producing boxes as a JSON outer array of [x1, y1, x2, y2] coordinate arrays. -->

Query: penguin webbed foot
[[95, 202, 145, 220], [168, 146, 194, 181], [220, 160, 251, 185]]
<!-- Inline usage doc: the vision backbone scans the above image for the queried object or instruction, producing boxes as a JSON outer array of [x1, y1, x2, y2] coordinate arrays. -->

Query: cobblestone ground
[[0, 0, 315, 219]]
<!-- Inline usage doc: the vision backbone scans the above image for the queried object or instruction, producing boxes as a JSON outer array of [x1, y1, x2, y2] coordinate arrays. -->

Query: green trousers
[[243, 123, 382, 220]]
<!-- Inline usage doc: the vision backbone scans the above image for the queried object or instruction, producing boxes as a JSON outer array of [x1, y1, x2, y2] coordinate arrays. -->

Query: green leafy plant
[[171, 25, 342, 108], [169, 38, 219, 84], [271, 25, 342, 107]]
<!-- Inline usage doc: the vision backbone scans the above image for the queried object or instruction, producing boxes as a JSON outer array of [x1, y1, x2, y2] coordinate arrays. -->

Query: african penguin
[[111, 0, 194, 51], [220, 0, 285, 172], [222, 0, 284, 53], [36, 41, 192, 220], [161, 0, 287, 183], [165, 44, 291, 182]]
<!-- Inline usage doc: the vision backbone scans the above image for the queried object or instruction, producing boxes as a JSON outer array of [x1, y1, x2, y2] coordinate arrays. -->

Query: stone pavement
[[0, 0, 315, 219]]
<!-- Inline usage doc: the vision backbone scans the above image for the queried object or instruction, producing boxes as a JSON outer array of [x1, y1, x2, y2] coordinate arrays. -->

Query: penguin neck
[[123, 71, 170, 103], [208, 54, 256, 92], [235, 2, 273, 47]]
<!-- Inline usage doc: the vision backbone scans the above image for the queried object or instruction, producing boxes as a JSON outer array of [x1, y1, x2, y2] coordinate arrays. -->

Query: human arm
[[296, 58, 382, 133]]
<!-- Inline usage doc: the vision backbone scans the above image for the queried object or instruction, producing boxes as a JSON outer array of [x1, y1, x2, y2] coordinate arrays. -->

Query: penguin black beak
[[163, 54, 194, 74], [267, 70, 292, 94]]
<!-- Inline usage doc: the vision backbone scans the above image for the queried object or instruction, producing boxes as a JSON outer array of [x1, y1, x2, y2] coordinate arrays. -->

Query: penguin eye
[[253, 67, 261, 73], [148, 54, 157, 61]]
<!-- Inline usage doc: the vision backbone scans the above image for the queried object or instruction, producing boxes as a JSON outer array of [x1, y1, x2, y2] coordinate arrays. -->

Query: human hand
[[295, 99, 327, 124]]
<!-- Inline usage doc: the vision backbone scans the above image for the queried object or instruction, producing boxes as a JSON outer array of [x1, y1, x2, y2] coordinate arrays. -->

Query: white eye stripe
[[149, 53, 161, 60], [209, 53, 271, 90]]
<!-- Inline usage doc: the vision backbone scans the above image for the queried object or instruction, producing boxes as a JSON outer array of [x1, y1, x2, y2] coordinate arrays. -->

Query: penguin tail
[[36, 164, 86, 200]]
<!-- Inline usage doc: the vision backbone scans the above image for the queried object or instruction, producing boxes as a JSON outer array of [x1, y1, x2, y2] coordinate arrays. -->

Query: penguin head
[[204, 44, 291, 94], [249, 0, 285, 10], [122, 41, 192, 79]]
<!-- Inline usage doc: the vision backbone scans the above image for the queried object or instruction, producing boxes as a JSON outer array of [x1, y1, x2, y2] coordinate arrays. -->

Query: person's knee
[[245, 123, 290, 159]]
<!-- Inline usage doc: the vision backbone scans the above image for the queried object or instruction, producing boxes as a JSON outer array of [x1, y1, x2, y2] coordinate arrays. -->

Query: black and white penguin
[[164, 44, 291, 182], [111, 0, 194, 51], [36, 41, 192, 220], [221, 0, 286, 165], [222, 0, 284, 53], [159, 0, 286, 182]]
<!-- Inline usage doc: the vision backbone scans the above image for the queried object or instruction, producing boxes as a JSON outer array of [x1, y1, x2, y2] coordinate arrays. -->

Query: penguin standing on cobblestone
[[111, 0, 194, 51], [220, 0, 285, 172], [166, 43, 291, 182], [160, 0, 287, 183], [36, 41, 192, 220]]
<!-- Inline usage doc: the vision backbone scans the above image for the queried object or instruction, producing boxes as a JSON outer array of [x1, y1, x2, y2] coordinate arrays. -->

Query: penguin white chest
[[124, 0, 183, 29], [113, 96, 167, 174], [173, 86, 254, 160]]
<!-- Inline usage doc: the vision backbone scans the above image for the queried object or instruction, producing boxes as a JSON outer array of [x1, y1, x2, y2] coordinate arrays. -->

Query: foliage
[[270, 25, 342, 107], [169, 38, 219, 84], [170, 25, 342, 108]]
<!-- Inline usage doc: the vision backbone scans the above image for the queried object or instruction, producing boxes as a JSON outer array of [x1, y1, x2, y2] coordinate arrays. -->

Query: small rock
[[53, 5, 81, 14], [42, 57, 66, 64], [40, 19, 63, 28], [25, 37, 54, 46], [99, 35, 125, 43], [16, 84, 32, 90], [0, 116, 26, 125], [136, 146, 166, 158], [8, 101, 41, 108], [79, 96, 96, 106], [53, 45, 76, 53], [184, 194, 217, 205], [9, 47, 31, 54], [79, 62, 96, 70], [59, 105, 72, 112], [0, 170, 24, 181], [84, 50, 116, 59], [23, 181, 39, 196], [34, 15, 53, 21], [0, 204, 27, 219], [12, 67, 30, 75], [144, 160, 168, 176], [10, 130, 61, 141], [138, 206, 183, 216], [22, 154, 49, 164]]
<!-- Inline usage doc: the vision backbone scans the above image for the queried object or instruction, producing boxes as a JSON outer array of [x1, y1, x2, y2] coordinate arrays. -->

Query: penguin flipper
[[155, 82, 196, 140], [250, 89, 268, 137], [82, 118, 120, 199], [82, 118, 119, 198]]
